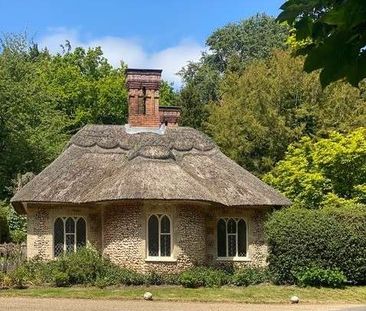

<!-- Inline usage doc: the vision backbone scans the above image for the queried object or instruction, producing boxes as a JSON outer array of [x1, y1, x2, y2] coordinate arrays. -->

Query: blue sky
[[0, 0, 283, 84]]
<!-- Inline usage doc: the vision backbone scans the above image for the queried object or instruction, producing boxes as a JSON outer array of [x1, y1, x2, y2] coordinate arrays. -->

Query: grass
[[0, 285, 366, 304]]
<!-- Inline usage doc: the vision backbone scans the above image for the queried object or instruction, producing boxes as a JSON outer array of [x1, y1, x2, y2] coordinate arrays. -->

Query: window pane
[[54, 218, 64, 257], [148, 215, 159, 256], [65, 217, 75, 233], [227, 219, 236, 233], [217, 219, 226, 257], [76, 218, 86, 249], [238, 219, 247, 257], [160, 234, 171, 256], [228, 234, 237, 257], [66, 234, 75, 253], [161, 215, 170, 233]]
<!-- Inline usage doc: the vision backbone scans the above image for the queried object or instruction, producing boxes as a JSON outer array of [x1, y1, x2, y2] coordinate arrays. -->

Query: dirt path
[[0, 297, 365, 311]]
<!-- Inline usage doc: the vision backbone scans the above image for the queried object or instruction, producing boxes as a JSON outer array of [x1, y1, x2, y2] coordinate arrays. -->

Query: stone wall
[[26, 201, 270, 272], [26, 204, 102, 259], [206, 206, 269, 269], [102, 201, 207, 273]]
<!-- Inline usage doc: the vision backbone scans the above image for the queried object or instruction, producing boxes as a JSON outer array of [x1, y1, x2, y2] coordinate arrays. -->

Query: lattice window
[[53, 217, 87, 257], [217, 218, 247, 258], [147, 214, 172, 257]]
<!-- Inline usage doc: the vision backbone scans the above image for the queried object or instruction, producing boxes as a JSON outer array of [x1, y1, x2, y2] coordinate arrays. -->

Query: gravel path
[[0, 298, 365, 311]]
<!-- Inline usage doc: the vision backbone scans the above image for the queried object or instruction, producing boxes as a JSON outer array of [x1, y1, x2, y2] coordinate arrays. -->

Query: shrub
[[53, 271, 69, 287], [265, 205, 366, 284], [295, 267, 346, 288], [232, 267, 269, 286], [55, 248, 106, 285], [9, 266, 28, 288], [179, 267, 229, 288]]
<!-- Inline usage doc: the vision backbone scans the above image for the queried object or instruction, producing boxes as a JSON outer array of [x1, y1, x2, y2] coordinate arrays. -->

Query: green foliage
[[178, 14, 289, 130], [0, 201, 10, 242], [207, 50, 366, 176], [264, 128, 366, 208], [159, 80, 177, 106], [232, 267, 269, 287], [178, 267, 230, 288], [0, 34, 128, 203], [52, 272, 69, 287], [295, 267, 347, 289], [265, 205, 366, 285], [277, 0, 366, 87], [8, 266, 28, 289]]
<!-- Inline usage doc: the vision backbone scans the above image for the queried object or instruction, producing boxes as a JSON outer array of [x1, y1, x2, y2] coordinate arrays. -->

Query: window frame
[[216, 217, 249, 261], [146, 214, 175, 262], [53, 216, 87, 258]]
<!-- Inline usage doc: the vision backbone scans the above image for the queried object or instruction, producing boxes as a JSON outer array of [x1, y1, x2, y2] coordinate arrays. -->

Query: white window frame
[[53, 216, 87, 257], [146, 214, 175, 262], [216, 217, 250, 262]]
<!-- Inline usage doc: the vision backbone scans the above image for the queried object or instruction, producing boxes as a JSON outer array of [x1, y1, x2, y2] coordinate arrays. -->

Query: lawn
[[0, 285, 365, 304]]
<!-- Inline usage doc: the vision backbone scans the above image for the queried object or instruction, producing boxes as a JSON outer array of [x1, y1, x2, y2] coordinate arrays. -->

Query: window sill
[[216, 257, 251, 262], [145, 257, 177, 263]]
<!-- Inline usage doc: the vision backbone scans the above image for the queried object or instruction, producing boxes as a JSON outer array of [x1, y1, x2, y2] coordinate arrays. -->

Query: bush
[[232, 267, 269, 286], [53, 271, 69, 287], [295, 267, 346, 288], [9, 266, 28, 288], [265, 205, 366, 284], [179, 267, 229, 288]]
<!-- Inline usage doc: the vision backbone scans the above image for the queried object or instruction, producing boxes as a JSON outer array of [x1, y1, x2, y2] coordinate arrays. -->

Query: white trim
[[216, 217, 249, 260], [145, 257, 177, 263], [146, 214, 173, 258], [53, 216, 87, 258]]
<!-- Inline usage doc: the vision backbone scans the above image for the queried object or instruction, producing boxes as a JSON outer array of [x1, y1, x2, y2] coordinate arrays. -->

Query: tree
[[277, 0, 366, 87], [264, 128, 366, 208], [178, 14, 289, 129], [159, 80, 177, 106], [0, 35, 128, 200], [206, 51, 366, 176]]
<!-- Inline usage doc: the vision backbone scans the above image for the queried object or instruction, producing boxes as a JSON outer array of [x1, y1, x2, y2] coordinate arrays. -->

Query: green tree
[[178, 14, 289, 129], [0, 35, 129, 241], [207, 50, 366, 176], [264, 128, 366, 208], [159, 80, 177, 106], [277, 0, 366, 87]]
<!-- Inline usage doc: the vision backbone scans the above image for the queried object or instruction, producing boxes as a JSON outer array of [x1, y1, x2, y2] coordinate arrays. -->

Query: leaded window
[[54, 217, 86, 257], [217, 218, 247, 258], [148, 214, 172, 257]]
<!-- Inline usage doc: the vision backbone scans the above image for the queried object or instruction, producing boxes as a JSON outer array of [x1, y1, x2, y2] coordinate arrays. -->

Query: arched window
[[217, 218, 247, 258], [53, 217, 87, 257], [148, 214, 172, 257]]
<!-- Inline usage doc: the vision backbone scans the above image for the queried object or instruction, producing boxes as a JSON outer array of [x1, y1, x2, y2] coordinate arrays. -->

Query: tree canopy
[[277, 0, 366, 87], [264, 128, 366, 208], [0, 36, 128, 201], [178, 14, 289, 130], [206, 50, 366, 176]]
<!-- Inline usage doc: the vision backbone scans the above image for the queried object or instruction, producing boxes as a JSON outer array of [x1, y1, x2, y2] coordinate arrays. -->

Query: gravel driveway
[[0, 298, 365, 311]]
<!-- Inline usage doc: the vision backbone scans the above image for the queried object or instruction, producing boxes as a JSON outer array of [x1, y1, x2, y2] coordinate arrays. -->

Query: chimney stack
[[126, 69, 162, 128]]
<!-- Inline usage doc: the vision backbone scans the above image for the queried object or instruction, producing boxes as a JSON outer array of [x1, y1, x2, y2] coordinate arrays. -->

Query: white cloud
[[39, 28, 204, 86]]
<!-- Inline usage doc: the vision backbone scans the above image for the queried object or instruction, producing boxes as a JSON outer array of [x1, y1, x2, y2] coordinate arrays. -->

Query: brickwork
[[126, 69, 162, 128]]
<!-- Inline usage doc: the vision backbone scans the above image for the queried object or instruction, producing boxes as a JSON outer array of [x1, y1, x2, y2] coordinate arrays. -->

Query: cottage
[[11, 69, 290, 273]]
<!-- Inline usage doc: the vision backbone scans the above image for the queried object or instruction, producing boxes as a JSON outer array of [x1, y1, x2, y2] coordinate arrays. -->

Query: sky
[[0, 0, 283, 85]]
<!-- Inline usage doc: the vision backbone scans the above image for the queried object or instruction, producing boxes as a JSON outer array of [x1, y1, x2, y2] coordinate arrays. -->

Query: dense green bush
[[232, 267, 269, 286], [178, 267, 230, 288], [265, 205, 366, 284], [295, 267, 346, 288]]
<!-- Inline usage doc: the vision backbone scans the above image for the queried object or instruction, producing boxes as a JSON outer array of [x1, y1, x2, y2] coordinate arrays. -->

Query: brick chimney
[[126, 69, 162, 128]]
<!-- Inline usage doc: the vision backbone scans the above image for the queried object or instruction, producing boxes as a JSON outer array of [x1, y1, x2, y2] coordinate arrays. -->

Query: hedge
[[265, 205, 366, 284]]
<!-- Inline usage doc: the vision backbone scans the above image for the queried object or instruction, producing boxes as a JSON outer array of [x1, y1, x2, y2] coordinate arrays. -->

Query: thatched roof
[[11, 125, 290, 212]]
